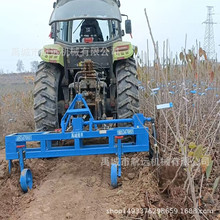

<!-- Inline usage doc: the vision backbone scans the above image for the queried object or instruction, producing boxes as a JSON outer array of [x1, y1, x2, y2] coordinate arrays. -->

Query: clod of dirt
[[158, 166, 186, 189], [0, 170, 4, 179], [0, 163, 6, 179], [127, 173, 135, 180], [66, 212, 73, 219], [203, 192, 214, 204], [86, 176, 96, 187]]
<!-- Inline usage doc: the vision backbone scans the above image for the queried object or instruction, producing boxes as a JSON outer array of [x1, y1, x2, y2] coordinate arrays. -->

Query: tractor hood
[[49, 0, 122, 24]]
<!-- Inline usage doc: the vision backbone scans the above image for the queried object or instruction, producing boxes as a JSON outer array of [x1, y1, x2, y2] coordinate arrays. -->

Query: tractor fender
[[39, 44, 64, 66], [113, 41, 138, 62]]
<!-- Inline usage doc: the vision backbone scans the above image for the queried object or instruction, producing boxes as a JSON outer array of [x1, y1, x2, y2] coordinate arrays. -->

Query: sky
[[0, 0, 219, 72]]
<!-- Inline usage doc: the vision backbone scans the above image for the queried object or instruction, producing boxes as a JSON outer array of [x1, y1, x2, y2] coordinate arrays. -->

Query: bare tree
[[16, 59, 24, 73], [30, 61, 39, 73]]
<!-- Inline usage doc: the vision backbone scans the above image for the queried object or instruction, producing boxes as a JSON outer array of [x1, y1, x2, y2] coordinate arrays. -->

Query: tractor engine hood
[[49, 0, 122, 24]]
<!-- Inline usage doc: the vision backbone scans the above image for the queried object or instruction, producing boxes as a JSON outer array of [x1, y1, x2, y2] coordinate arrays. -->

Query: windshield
[[56, 19, 120, 43]]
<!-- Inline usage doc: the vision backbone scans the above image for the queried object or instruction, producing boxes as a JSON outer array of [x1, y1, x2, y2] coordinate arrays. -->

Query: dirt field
[[1, 148, 194, 220], [0, 72, 219, 220], [0, 148, 164, 220]]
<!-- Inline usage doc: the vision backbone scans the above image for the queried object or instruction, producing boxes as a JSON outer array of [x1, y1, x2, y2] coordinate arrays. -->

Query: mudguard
[[113, 41, 138, 62], [39, 44, 64, 66]]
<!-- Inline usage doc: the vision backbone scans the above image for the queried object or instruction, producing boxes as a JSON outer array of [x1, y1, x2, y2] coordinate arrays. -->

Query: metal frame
[[5, 94, 153, 191]]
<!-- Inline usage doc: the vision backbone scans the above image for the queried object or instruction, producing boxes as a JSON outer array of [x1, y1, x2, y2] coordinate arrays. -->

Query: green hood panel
[[40, 44, 64, 66], [113, 41, 137, 62], [40, 42, 138, 65]]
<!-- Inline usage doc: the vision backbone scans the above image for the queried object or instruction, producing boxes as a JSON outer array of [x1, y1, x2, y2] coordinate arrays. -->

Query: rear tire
[[34, 62, 60, 131], [116, 58, 139, 119]]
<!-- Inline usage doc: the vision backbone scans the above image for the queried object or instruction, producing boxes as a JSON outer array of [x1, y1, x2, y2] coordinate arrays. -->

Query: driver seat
[[80, 19, 103, 43]]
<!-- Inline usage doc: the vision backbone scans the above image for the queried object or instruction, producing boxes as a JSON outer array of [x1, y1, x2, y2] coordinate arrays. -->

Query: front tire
[[34, 62, 60, 131]]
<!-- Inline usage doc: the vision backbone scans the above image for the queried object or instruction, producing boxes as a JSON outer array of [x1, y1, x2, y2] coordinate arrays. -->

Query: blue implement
[[20, 169, 33, 193], [5, 94, 154, 191], [111, 164, 118, 188]]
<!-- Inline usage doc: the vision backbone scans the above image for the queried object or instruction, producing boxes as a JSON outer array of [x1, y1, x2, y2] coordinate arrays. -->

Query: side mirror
[[125, 20, 132, 34], [53, 2, 57, 8], [117, 0, 121, 7], [121, 30, 125, 37]]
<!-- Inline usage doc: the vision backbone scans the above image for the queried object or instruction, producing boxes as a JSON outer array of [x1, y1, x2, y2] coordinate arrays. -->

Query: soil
[[0, 147, 219, 220], [0, 148, 156, 220]]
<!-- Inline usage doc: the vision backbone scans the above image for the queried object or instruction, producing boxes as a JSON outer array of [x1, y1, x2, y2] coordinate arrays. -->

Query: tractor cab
[[50, 0, 127, 45]]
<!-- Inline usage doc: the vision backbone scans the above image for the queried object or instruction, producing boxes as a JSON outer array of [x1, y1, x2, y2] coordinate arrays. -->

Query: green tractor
[[34, 0, 139, 131]]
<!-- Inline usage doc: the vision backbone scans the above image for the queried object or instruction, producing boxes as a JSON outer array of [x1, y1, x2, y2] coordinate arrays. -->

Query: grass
[[0, 74, 34, 145], [137, 55, 220, 219], [136, 12, 220, 218]]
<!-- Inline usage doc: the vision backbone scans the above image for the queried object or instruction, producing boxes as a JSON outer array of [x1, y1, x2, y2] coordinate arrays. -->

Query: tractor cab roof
[[49, 0, 122, 25]]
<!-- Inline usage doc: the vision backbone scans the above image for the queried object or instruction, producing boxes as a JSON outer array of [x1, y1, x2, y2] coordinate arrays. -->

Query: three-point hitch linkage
[[5, 94, 157, 192]]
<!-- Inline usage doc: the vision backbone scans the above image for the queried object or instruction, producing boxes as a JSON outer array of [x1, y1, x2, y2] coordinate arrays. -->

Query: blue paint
[[190, 90, 197, 94], [20, 169, 33, 193], [111, 164, 118, 188], [151, 87, 160, 92], [157, 102, 173, 110], [151, 91, 158, 95], [205, 87, 213, 91], [5, 94, 153, 190]]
